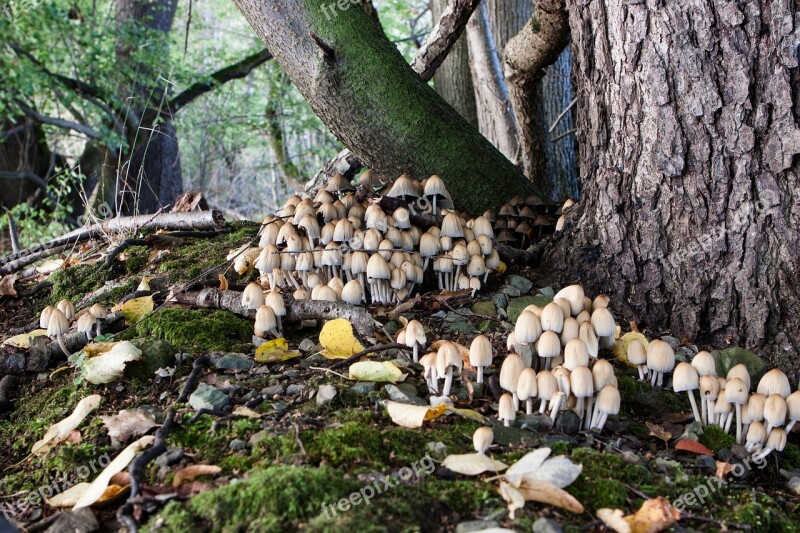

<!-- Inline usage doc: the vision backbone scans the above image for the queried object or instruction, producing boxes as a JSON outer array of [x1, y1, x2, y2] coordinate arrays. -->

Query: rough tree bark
[[430, 0, 479, 128], [547, 0, 800, 378], [235, 0, 534, 213]]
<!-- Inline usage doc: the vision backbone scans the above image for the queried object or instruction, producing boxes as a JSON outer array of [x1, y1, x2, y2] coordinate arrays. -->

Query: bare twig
[[548, 97, 578, 133], [551, 128, 576, 143]]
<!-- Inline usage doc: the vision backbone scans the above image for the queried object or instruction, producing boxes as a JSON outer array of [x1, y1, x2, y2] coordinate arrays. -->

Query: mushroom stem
[[412, 344, 419, 363], [539, 399, 548, 414], [477, 366, 484, 384], [56, 333, 70, 357], [754, 447, 774, 461], [95, 319, 102, 338], [657, 371, 664, 387], [526, 398, 533, 415], [786, 420, 797, 433], [549, 394, 563, 423], [650, 370, 658, 387], [503, 418, 510, 427], [512, 392, 519, 412], [724, 412, 734, 434], [701, 399, 708, 426], [442, 367, 454, 397], [735, 405, 743, 443], [637, 365, 644, 381], [276, 316, 283, 335], [594, 413, 609, 431], [584, 397, 594, 430], [687, 392, 701, 424]]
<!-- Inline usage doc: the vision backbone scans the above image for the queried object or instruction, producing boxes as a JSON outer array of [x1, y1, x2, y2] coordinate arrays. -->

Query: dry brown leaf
[[674, 439, 712, 455], [598, 497, 680, 533], [172, 464, 223, 488], [646, 421, 672, 449], [516, 479, 584, 513], [385, 401, 447, 429], [232, 406, 263, 419], [0, 274, 19, 297], [715, 461, 733, 479], [101, 409, 158, 443], [32, 395, 102, 455], [218, 274, 229, 290]]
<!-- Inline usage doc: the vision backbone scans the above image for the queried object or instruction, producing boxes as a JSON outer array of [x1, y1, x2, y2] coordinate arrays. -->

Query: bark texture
[[430, 0, 479, 128], [548, 0, 800, 378], [283, 0, 535, 211]]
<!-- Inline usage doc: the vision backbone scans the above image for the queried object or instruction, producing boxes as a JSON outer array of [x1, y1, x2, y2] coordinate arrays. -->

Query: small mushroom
[[699, 375, 720, 426], [404, 320, 426, 363], [757, 369, 791, 399], [419, 352, 439, 393], [47, 308, 71, 356], [436, 341, 462, 397], [725, 378, 749, 442], [627, 339, 647, 380], [473, 426, 493, 454], [754, 428, 786, 460], [553, 284, 585, 316], [498, 393, 516, 427], [76, 313, 95, 341], [713, 390, 732, 430], [646, 340, 675, 387], [265, 291, 287, 334], [89, 304, 108, 337], [785, 391, 800, 433], [40, 305, 55, 329], [516, 368, 538, 415], [536, 370, 559, 414], [535, 330, 561, 371], [57, 299, 75, 321], [514, 310, 542, 346], [691, 351, 717, 377], [254, 305, 279, 338], [742, 393, 766, 438], [591, 384, 621, 432], [499, 353, 525, 410], [242, 282, 266, 310], [764, 394, 787, 434], [745, 421, 766, 453], [570, 365, 594, 425], [673, 362, 701, 424], [469, 335, 493, 383], [726, 364, 751, 393]]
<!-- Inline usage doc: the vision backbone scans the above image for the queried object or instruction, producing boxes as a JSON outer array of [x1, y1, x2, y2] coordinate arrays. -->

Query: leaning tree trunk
[[232, 0, 535, 213], [430, 0, 479, 129], [548, 0, 800, 379]]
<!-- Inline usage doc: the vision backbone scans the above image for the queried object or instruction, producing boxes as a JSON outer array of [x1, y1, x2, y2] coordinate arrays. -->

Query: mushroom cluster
[[487, 195, 568, 249], [39, 300, 109, 354], [235, 172, 501, 309]]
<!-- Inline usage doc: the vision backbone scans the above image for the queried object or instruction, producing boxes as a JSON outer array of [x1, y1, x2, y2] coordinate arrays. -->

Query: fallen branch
[[328, 343, 407, 371], [0, 211, 226, 276], [172, 288, 376, 337], [496, 244, 541, 266]]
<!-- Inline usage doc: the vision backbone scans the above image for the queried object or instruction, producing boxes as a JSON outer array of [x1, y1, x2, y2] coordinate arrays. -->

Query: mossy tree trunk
[[232, 0, 535, 213], [547, 0, 800, 379]]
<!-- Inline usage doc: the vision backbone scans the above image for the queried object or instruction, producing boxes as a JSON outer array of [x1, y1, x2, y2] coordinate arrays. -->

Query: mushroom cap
[[499, 353, 525, 393], [326, 172, 355, 193], [765, 428, 787, 452], [726, 364, 751, 393], [57, 299, 75, 321], [725, 377, 749, 405], [596, 384, 621, 415], [293, 287, 309, 300], [646, 340, 675, 373], [552, 366, 571, 396], [473, 426, 494, 454], [336, 278, 360, 304], [541, 302, 565, 333], [746, 421, 766, 445], [553, 298, 571, 318], [626, 339, 647, 365], [553, 285, 585, 316], [357, 169, 385, 188], [367, 253, 391, 280], [76, 312, 95, 334], [89, 303, 108, 320], [575, 310, 591, 324], [242, 282, 266, 310], [564, 339, 590, 371], [699, 375, 720, 400], [471, 216, 495, 239], [313, 286, 338, 302], [254, 305, 277, 337], [536, 370, 559, 400], [579, 321, 599, 358], [441, 212, 465, 239], [436, 341, 463, 376], [590, 307, 616, 337], [560, 317, 580, 346], [757, 368, 792, 399], [570, 365, 594, 398], [764, 394, 787, 427], [713, 390, 732, 415], [498, 393, 516, 421], [405, 320, 427, 348], [517, 368, 538, 401], [672, 362, 699, 393], [423, 174, 449, 199], [536, 331, 562, 359], [469, 335, 493, 367], [40, 305, 55, 329], [46, 308, 70, 337], [387, 174, 420, 199], [514, 310, 542, 345], [592, 359, 617, 390], [743, 393, 766, 424], [265, 291, 286, 316], [786, 391, 800, 421], [592, 294, 610, 309], [691, 351, 716, 377]]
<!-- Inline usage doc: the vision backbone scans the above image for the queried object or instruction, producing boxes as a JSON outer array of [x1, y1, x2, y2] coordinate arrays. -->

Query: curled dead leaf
[[173, 464, 223, 488], [598, 497, 680, 533]]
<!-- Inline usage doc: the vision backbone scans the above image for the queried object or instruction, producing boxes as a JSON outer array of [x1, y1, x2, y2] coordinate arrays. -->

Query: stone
[[229, 439, 246, 451], [261, 384, 285, 397], [456, 521, 500, 533], [316, 384, 337, 405], [447, 320, 477, 334], [249, 430, 268, 445], [519, 413, 554, 432], [125, 338, 177, 380], [348, 382, 377, 395], [660, 335, 680, 348], [502, 285, 521, 298], [45, 509, 98, 533], [713, 347, 766, 381], [300, 353, 328, 369], [507, 295, 554, 322], [621, 450, 642, 465], [298, 338, 316, 353], [696, 455, 716, 471], [538, 286, 555, 297], [189, 383, 229, 411], [384, 321, 400, 335], [554, 411, 581, 435], [271, 401, 288, 412], [155, 447, 184, 468], [491, 292, 509, 310], [788, 477, 800, 496], [471, 301, 496, 317], [533, 517, 564, 533], [282, 369, 300, 379], [680, 421, 704, 441], [508, 275, 534, 294], [286, 384, 305, 395], [216, 354, 254, 372]]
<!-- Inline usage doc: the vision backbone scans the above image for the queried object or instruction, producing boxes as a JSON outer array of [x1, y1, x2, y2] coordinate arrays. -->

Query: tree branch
[[18, 103, 103, 140], [0, 170, 47, 190], [168, 48, 274, 113]]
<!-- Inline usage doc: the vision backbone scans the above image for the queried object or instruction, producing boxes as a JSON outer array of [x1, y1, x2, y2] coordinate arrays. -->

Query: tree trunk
[[233, 0, 535, 213], [430, 0, 479, 128], [465, 2, 520, 161], [540, 49, 578, 200], [547, 0, 800, 379]]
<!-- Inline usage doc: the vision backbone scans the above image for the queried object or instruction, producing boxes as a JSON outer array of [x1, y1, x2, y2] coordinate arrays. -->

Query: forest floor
[[1, 222, 799, 532]]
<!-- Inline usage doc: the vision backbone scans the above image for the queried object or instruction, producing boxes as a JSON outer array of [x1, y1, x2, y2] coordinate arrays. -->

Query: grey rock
[[713, 347, 766, 381], [696, 455, 716, 471], [155, 447, 184, 468], [506, 295, 554, 322], [533, 517, 564, 533], [249, 430, 268, 445], [45, 508, 98, 533], [520, 412, 554, 432], [300, 353, 328, 369], [491, 292, 509, 310], [431, 311, 448, 319], [316, 384, 337, 405], [538, 286, 555, 297], [189, 383, 229, 411], [508, 275, 534, 294], [261, 384, 285, 397], [349, 382, 377, 395], [286, 384, 305, 395], [554, 411, 581, 435], [283, 369, 300, 379], [456, 521, 499, 533], [384, 321, 400, 335], [680, 421, 704, 441], [229, 439, 246, 451], [216, 354, 254, 372], [299, 338, 317, 353], [788, 477, 800, 496], [621, 450, 642, 464], [447, 320, 477, 334], [661, 335, 680, 348], [126, 338, 177, 380], [502, 285, 521, 298], [271, 401, 288, 412]]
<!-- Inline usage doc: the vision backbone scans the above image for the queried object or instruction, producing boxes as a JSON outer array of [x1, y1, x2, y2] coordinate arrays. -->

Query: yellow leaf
[[74, 436, 154, 509], [385, 401, 447, 428], [232, 406, 264, 419], [32, 395, 102, 455], [218, 274, 229, 290], [448, 408, 490, 424], [2, 329, 48, 349], [36, 258, 65, 274], [597, 497, 680, 533], [319, 318, 365, 359], [612, 331, 650, 367], [254, 338, 300, 363], [47, 483, 127, 508], [349, 361, 405, 383], [497, 261, 507, 274], [516, 479, 584, 514], [121, 296, 154, 325]]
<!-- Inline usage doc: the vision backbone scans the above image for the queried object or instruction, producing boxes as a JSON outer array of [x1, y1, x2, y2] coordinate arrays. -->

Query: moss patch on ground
[[123, 308, 253, 353]]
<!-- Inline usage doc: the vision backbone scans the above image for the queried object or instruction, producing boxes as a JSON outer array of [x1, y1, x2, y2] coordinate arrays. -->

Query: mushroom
[[745, 421, 767, 453], [646, 340, 675, 387], [764, 394, 787, 434], [570, 365, 594, 424], [560, 317, 579, 346], [265, 291, 286, 334], [672, 362, 701, 424], [713, 390, 732, 430], [436, 341, 462, 397], [514, 310, 542, 346], [469, 335, 493, 383], [366, 253, 391, 305], [516, 368, 538, 415], [313, 285, 338, 302], [423, 175, 449, 215], [76, 312, 95, 341], [419, 352, 438, 393], [627, 339, 648, 380], [242, 282, 266, 310], [498, 393, 516, 427], [47, 308, 71, 356], [592, 294, 610, 309], [726, 364, 751, 393], [57, 299, 75, 321], [590, 307, 616, 338], [754, 428, 787, 460], [40, 305, 55, 329], [742, 393, 766, 438], [254, 305, 279, 338], [89, 304, 108, 337], [500, 353, 525, 410], [553, 284, 585, 316], [563, 339, 590, 371], [691, 351, 716, 377], [591, 385, 621, 432], [725, 377, 749, 442], [590, 359, 617, 428], [540, 302, 565, 333], [699, 375, 720, 426], [785, 391, 800, 432], [404, 320, 426, 363], [535, 330, 561, 371], [536, 370, 559, 414], [579, 321, 599, 358], [757, 369, 792, 399], [548, 391, 566, 422], [473, 426, 494, 454]]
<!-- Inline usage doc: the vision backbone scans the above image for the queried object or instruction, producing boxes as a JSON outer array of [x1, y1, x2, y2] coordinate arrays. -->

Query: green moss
[[166, 414, 267, 472], [699, 425, 735, 452], [124, 246, 150, 275], [123, 308, 253, 352], [568, 448, 650, 513], [49, 264, 112, 304], [156, 226, 258, 283]]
